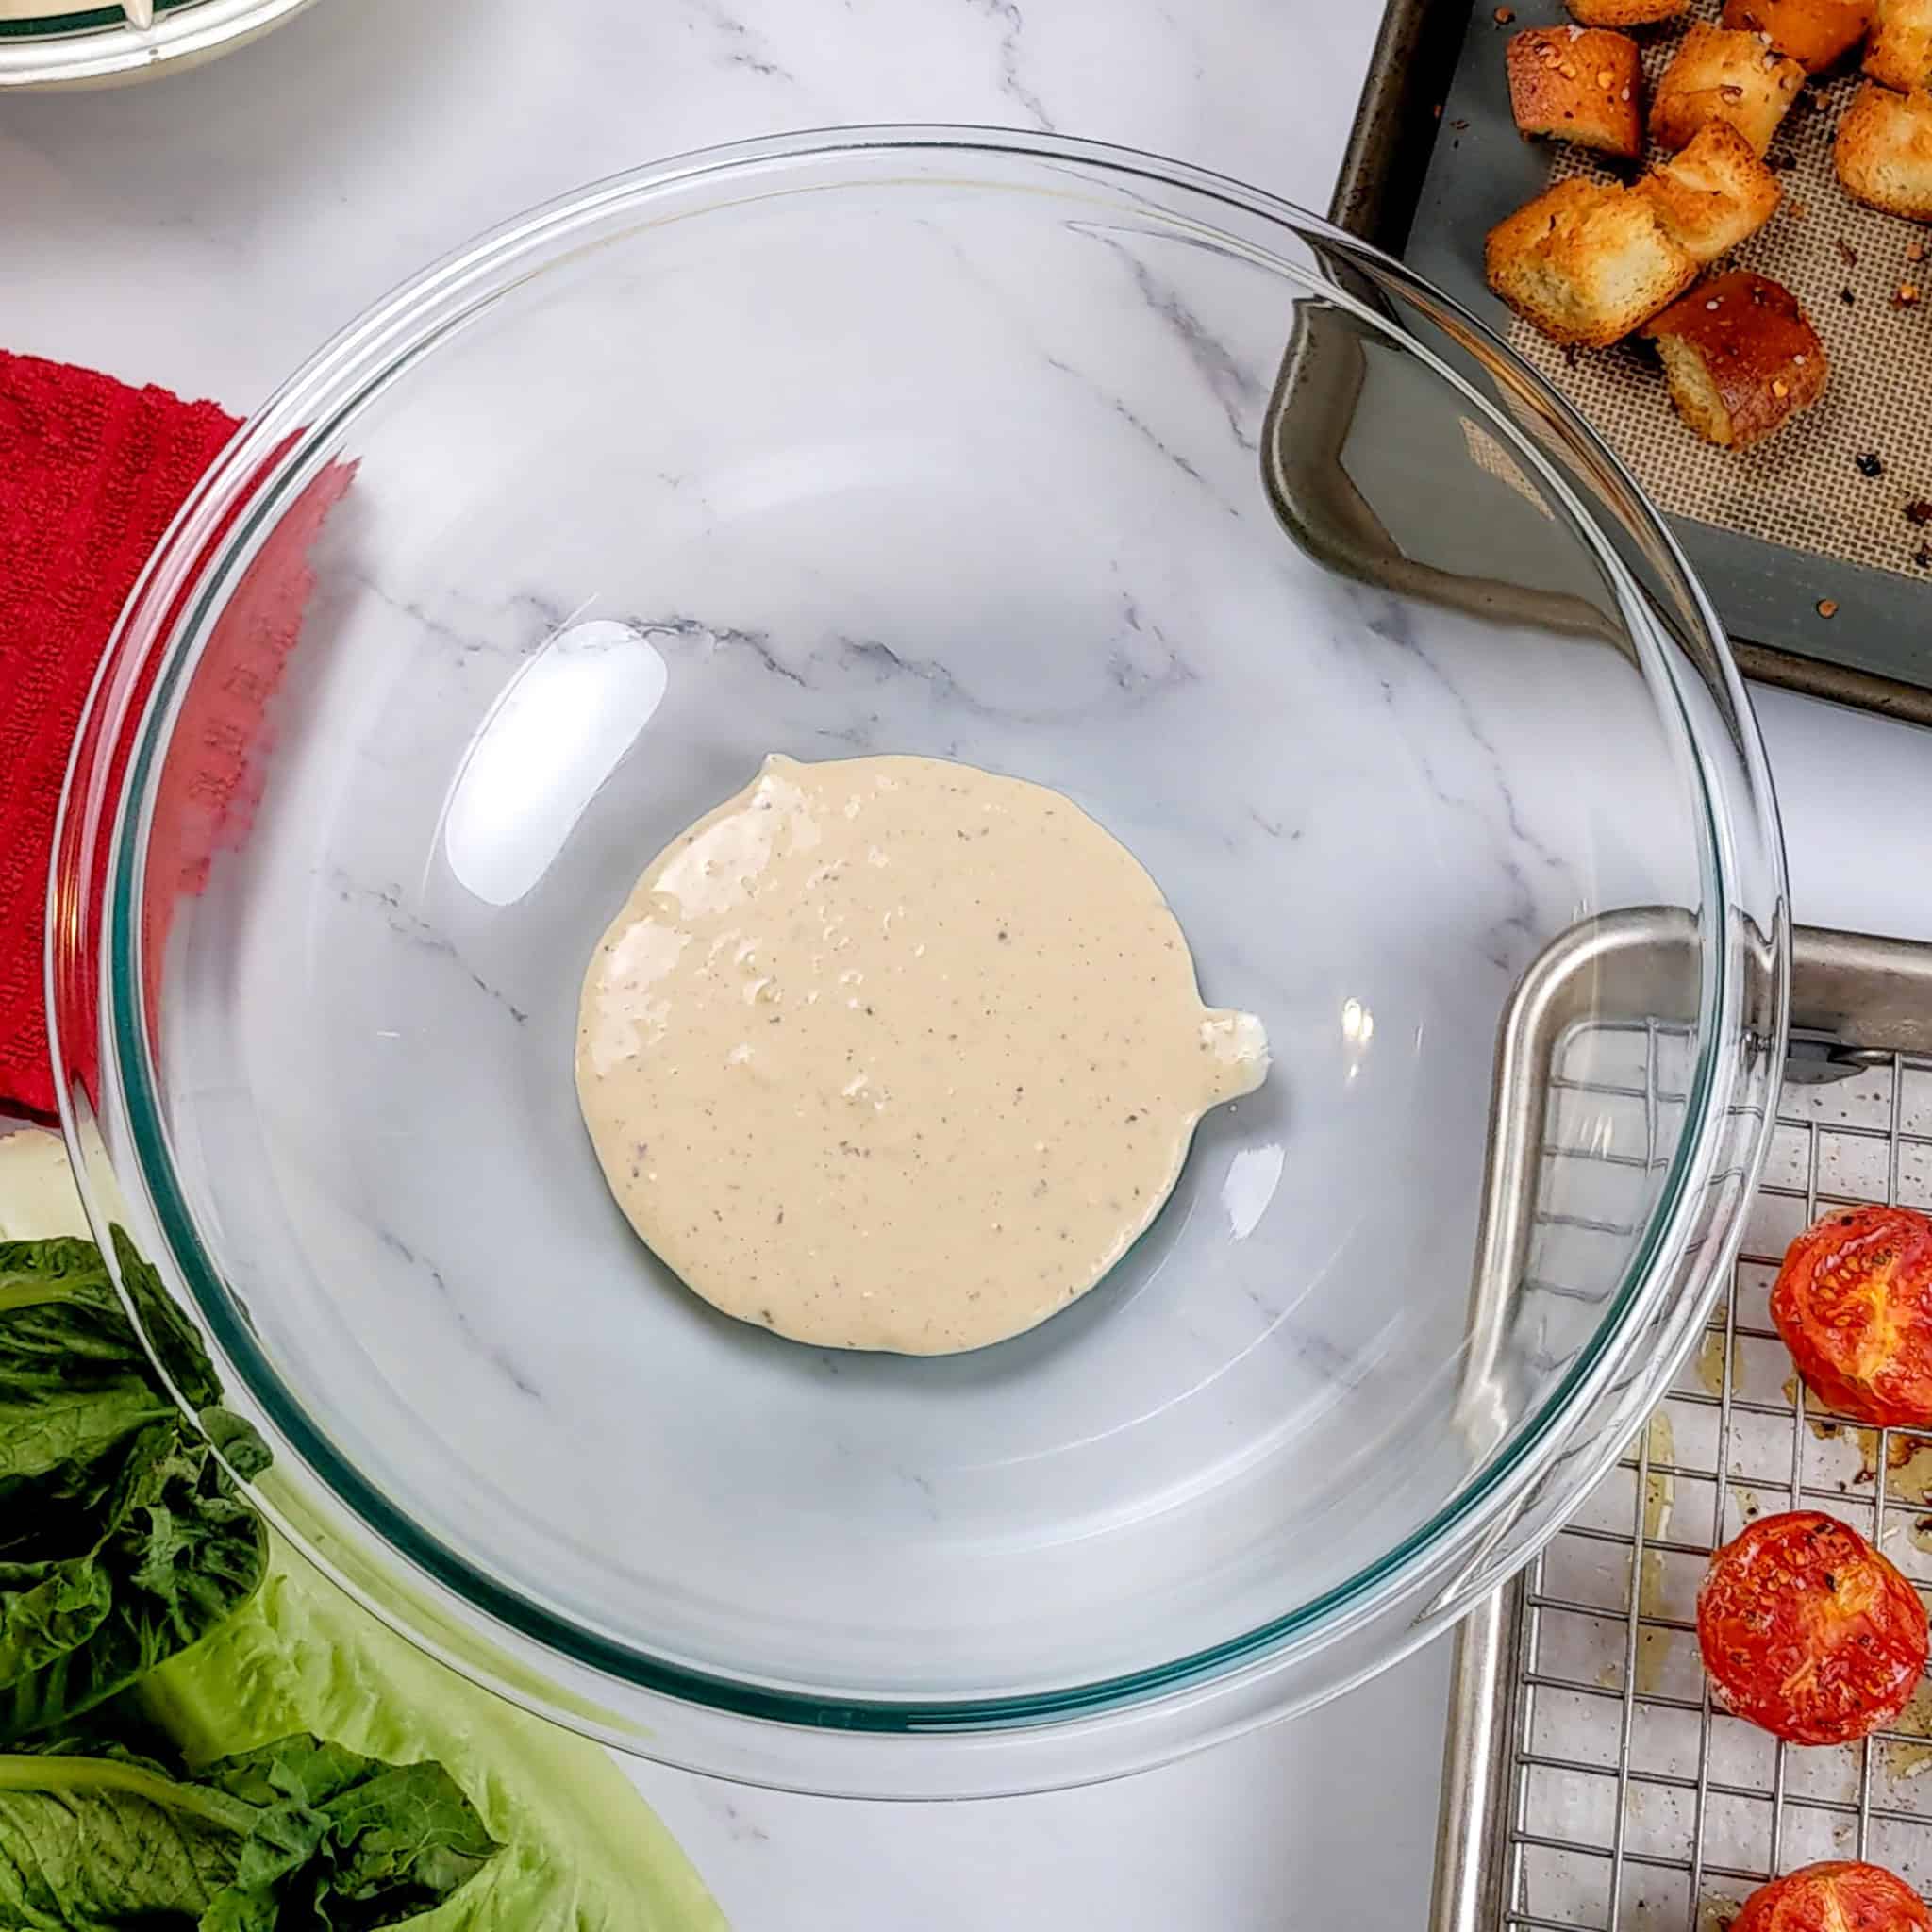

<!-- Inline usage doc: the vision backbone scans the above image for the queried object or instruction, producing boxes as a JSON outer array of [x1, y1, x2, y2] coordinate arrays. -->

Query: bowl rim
[[46, 124, 1789, 1781]]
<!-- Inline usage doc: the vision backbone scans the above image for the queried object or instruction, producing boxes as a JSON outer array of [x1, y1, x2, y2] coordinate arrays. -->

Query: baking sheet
[[1498, 1049, 1932, 1926], [1353, 0, 1932, 704], [1429, 924, 1932, 1930], [1512, 6, 1931, 588]]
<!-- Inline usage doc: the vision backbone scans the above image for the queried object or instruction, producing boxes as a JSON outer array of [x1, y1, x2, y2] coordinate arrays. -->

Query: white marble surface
[[6, 0, 1932, 1926], [0, 0, 1377, 409]]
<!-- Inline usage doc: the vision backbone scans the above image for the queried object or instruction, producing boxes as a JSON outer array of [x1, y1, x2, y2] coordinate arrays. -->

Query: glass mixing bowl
[[49, 128, 1789, 1797]]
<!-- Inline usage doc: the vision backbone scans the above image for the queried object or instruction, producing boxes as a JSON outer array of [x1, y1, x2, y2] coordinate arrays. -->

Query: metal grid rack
[[1488, 1028, 1932, 1930]]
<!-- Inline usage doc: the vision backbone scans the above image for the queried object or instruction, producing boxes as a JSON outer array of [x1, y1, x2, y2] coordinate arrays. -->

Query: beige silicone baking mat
[[1503, 0, 1932, 587]]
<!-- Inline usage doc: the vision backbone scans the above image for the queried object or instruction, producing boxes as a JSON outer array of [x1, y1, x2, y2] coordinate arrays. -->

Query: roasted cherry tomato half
[[1774, 1203, 1932, 1428], [1735, 1860, 1932, 1930], [1697, 1510, 1927, 1745]]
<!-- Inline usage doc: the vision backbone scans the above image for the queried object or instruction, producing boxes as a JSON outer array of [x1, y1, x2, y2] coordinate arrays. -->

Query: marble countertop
[[7, 2, 1932, 1925]]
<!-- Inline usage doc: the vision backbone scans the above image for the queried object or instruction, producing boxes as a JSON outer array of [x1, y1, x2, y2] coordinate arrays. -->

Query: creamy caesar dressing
[[575, 754, 1268, 1354]]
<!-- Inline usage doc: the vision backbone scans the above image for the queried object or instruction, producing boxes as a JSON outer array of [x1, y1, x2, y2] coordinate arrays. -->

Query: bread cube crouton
[[1486, 179, 1700, 346], [1651, 23, 1807, 154], [1508, 27, 1645, 158], [1722, 0, 1874, 71], [1866, 0, 1932, 90], [1643, 271, 1828, 447], [1836, 78, 1932, 217], [1636, 122, 1785, 262], [1567, 0, 1689, 21]]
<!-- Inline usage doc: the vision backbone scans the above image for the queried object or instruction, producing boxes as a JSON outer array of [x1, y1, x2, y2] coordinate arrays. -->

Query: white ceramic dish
[[0, 0, 316, 90]]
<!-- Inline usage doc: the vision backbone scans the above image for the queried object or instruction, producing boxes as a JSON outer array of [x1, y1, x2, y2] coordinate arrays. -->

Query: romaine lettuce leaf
[[0, 1238, 270, 1744], [0, 1729, 495, 1930], [0, 1224, 723, 1932], [140, 1546, 728, 1932]]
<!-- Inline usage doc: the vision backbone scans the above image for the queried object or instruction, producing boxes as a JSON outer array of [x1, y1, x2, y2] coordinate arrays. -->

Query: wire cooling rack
[[1439, 986, 1932, 1930]]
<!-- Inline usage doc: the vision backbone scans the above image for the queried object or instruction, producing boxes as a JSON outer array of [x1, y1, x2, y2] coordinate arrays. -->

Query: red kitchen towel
[[0, 350, 343, 1122]]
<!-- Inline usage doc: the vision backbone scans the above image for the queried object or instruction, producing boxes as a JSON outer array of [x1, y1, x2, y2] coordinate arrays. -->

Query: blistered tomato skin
[[1696, 1511, 1927, 1746], [1773, 1204, 1932, 1428], [1734, 1860, 1932, 1929]]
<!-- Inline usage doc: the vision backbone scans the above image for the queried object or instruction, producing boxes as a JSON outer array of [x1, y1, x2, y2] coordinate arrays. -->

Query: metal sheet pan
[[1430, 924, 1932, 1929], [1329, 0, 1932, 724]]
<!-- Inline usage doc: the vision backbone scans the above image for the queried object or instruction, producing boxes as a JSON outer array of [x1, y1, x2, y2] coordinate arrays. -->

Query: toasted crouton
[[1867, 0, 1932, 89], [1836, 78, 1932, 218], [1637, 123, 1784, 261], [1722, 0, 1874, 71], [1651, 24, 1807, 154], [1644, 272, 1827, 447], [1568, 0, 1688, 21], [1508, 27, 1645, 158], [1487, 179, 1699, 345]]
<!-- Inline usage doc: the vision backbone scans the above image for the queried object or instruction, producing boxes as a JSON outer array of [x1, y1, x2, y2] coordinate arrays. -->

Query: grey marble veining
[[18, 1, 1932, 1925], [0, 0, 1381, 412]]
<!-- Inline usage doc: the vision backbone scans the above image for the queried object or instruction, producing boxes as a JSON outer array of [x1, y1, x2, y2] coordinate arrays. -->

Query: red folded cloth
[[0, 351, 343, 1122], [0, 353, 239, 1119]]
